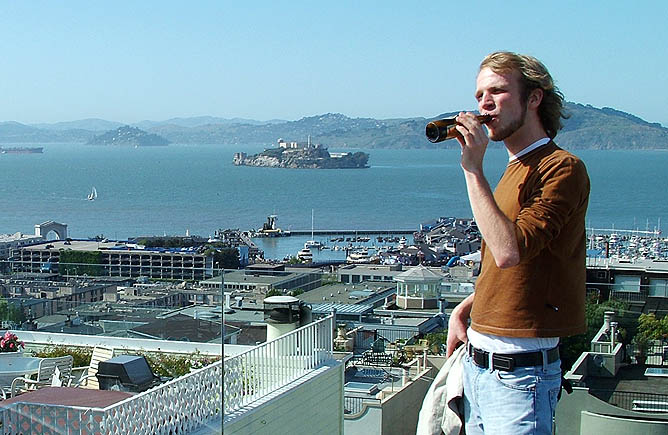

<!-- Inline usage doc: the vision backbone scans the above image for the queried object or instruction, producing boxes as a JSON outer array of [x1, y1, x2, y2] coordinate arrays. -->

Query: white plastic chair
[[10, 355, 74, 397]]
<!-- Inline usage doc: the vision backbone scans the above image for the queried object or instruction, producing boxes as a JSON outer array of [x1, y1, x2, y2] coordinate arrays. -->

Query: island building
[[277, 136, 321, 149]]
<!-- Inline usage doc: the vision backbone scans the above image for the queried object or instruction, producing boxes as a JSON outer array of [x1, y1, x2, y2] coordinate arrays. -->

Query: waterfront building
[[0, 232, 44, 260], [13, 239, 213, 281]]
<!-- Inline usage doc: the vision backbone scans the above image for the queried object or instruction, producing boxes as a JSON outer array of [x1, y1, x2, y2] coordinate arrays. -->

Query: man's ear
[[528, 88, 543, 109]]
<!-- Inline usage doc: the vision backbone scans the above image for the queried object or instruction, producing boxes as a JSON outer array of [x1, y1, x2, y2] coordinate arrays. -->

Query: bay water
[[1, 143, 666, 259]]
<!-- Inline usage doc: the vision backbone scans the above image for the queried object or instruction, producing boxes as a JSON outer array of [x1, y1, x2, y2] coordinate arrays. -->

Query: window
[[649, 278, 668, 298], [612, 275, 641, 293]]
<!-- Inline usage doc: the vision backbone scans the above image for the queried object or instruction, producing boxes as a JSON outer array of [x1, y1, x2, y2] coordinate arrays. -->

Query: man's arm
[[456, 113, 520, 268], [463, 171, 520, 268], [446, 292, 474, 357]]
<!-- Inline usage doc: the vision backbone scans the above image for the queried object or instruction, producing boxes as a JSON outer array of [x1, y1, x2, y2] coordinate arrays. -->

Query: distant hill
[[30, 118, 124, 132], [144, 104, 668, 149], [133, 116, 284, 130], [87, 126, 170, 147], [2, 103, 668, 149], [0, 121, 93, 142]]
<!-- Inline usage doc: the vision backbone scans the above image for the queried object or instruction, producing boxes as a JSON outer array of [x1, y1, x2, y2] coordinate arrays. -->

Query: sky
[[1, 1, 667, 126]]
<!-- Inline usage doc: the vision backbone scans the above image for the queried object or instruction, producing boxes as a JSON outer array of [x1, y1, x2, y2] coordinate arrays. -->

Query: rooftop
[[297, 281, 394, 305]]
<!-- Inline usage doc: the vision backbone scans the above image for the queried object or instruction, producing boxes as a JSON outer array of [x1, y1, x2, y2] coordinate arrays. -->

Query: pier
[[286, 229, 413, 236]]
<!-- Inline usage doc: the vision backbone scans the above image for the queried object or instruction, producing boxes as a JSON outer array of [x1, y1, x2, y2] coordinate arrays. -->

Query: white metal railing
[[1, 360, 222, 434], [224, 314, 334, 413], [11, 330, 221, 356]]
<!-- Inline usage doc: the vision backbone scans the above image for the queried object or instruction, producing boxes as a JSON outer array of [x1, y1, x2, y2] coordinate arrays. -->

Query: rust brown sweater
[[470, 142, 590, 338]]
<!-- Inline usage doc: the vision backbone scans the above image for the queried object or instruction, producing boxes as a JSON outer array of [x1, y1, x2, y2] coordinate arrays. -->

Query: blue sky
[[2, 1, 667, 126]]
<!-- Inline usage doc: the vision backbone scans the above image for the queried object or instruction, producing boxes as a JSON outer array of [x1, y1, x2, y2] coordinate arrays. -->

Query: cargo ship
[[0, 147, 44, 154]]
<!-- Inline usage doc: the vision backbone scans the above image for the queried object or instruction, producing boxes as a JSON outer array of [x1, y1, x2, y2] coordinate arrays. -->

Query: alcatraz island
[[233, 137, 369, 169]]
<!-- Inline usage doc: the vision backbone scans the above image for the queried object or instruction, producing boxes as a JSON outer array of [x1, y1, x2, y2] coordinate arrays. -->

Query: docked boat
[[297, 245, 313, 262], [304, 209, 322, 248], [347, 248, 371, 264]]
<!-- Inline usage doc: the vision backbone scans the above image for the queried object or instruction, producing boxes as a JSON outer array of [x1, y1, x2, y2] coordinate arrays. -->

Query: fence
[[344, 396, 381, 415], [589, 389, 668, 412], [223, 314, 334, 413], [1, 360, 222, 434], [353, 328, 418, 354]]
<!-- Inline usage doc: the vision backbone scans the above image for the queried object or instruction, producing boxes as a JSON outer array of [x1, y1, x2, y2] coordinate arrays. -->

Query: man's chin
[[488, 129, 504, 142]]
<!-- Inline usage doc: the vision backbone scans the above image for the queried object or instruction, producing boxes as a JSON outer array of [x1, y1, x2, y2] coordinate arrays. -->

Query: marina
[[587, 225, 667, 261]]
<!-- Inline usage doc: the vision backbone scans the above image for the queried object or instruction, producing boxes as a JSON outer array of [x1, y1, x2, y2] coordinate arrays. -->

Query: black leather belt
[[468, 344, 560, 371]]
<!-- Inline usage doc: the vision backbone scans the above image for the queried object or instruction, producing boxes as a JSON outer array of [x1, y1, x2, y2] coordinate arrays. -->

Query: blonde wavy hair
[[480, 51, 568, 139]]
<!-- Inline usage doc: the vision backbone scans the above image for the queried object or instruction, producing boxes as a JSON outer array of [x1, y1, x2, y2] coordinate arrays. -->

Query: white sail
[[87, 186, 97, 200]]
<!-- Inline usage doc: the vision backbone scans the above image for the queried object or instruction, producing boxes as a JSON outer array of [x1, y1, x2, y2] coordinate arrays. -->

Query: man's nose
[[479, 93, 494, 111]]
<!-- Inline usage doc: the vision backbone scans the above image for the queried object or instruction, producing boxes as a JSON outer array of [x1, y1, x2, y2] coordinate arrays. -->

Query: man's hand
[[446, 293, 474, 357], [455, 112, 489, 175]]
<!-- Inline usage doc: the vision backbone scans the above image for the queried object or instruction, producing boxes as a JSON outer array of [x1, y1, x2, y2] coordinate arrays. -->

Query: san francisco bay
[[1, 143, 666, 259]]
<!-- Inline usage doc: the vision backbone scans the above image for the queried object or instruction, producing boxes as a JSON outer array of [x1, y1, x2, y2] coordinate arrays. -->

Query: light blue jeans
[[462, 351, 561, 435]]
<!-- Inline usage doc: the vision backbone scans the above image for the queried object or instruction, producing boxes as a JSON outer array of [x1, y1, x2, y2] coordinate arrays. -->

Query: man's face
[[475, 67, 528, 142]]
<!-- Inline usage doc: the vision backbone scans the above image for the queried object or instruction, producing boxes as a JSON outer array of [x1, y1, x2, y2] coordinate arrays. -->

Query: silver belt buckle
[[493, 355, 515, 371]]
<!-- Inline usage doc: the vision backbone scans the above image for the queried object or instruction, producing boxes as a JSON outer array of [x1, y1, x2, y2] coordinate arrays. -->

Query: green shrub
[[129, 351, 221, 378], [31, 346, 221, 378], [32, 345, 93, 368]]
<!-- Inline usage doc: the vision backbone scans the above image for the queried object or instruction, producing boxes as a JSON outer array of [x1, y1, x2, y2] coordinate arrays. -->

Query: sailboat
[[87, 186, 98, 201], [304, 209, 322, 249]]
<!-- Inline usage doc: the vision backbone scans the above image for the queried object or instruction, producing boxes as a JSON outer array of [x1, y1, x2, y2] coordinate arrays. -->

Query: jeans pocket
[[494, 367, 537, 392]]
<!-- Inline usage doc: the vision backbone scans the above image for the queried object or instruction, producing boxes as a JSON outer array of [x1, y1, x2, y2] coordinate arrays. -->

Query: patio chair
[[10, 355, 74, 397], [72, 346, 114, 389]]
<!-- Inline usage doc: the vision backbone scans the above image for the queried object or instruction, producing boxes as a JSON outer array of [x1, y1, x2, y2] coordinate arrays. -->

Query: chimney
[[438, 297, 446, 314], [610, 321, 618, 348], [603, 311, 614, 331]]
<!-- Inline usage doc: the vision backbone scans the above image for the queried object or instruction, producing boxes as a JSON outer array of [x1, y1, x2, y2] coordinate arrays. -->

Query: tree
[[635, 313, 668, 342], [0, 299, 27, 324], [213, 248, 240, 270], [424, 331, 448, 355]]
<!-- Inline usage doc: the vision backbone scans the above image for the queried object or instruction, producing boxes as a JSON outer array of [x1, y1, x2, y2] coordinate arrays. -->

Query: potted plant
[[0, 331, 25, 356]]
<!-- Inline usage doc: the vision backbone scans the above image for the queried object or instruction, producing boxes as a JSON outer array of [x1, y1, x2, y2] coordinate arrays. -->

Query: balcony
[[0, 331, 222, 433], [224, 314, 344, 434]]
